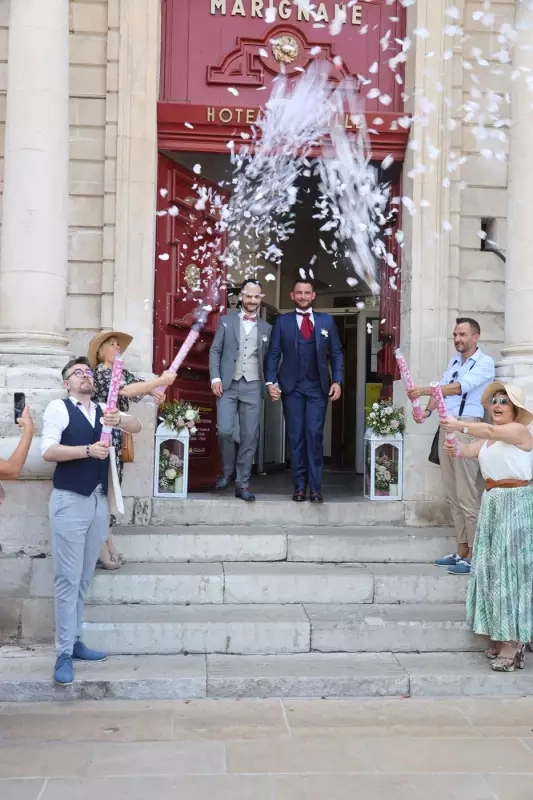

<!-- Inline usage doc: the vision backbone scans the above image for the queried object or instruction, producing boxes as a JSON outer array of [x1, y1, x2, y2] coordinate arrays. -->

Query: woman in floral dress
[[443, 382, 533, 672], [88, 330, 176, 569]]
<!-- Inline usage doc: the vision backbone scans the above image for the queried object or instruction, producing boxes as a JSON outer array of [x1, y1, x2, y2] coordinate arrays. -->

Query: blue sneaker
[[447, 558, 472, 575], [434, 553, 460, 568], [72, 640, 107, 662], [54, 653, 74, 685]]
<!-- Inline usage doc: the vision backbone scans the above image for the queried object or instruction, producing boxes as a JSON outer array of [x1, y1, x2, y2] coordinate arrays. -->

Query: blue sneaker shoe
[[434, 553, 460, 568], [54, 653, 74, 685], [447, 558, 472, 575], [72, 640, 107, 662]]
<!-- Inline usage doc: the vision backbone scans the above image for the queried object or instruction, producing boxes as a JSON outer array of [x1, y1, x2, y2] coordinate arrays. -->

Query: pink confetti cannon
[[430, 382, 460, 453], [157, 326, 201, 395], [395, 349, 424, 422], [100, 355, 124, 445]]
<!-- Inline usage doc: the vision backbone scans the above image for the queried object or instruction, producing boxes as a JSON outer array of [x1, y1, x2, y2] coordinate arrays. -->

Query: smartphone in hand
[[14, 392, 25, 424]]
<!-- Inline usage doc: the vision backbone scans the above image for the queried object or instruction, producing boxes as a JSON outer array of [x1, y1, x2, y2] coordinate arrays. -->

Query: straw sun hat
[[88, 330, 133, 369], [481, 381, 533, 427]]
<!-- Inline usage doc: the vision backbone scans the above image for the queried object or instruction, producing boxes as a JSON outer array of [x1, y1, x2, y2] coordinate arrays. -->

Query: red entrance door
[[154, 155, 227, 490]]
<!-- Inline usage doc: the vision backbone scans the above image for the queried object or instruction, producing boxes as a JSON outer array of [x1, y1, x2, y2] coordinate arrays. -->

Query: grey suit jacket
[[209, 312, 272, 397]]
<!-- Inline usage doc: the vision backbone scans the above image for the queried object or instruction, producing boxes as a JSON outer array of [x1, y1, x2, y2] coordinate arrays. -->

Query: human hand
[[413, 409, 430, 424], [17, 405, 34, 434], [152, 391, 166, 405], [212, 380, 224, 398], [159, 369, 176, 387], [267, 384, 281, 401], [407, 386, 424, 401], [442, 415, 460, 433], [443, 440, 460, 457], [329, 382, 342, 401], [88, 441, 110, 460], [103, 409, 121, 428]]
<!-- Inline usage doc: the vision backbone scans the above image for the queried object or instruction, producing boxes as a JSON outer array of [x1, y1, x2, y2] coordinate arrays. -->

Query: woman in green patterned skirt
[[443, 381, 533, 673]]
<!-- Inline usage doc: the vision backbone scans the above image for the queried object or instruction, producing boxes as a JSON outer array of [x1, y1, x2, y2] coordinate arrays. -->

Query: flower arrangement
[[374, 451, 398, 491], [158, 447, 184, 493], [159, 400, 200, 436], [366, 401, 405, 437]]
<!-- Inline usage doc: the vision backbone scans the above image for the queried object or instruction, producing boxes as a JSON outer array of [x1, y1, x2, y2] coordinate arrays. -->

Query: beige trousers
[[438, 419, 483, 548]]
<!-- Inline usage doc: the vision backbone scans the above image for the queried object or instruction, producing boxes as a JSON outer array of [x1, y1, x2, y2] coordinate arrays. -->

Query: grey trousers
[[50, 487, 109, 655], [217, 378, 262, 488]]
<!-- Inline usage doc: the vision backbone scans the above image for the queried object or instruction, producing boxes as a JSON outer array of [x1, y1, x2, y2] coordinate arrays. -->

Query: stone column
[[497, 2, 533, 396], [113, 0, 161, 510], [0, 0, 70, 358], [0, 1, 70, 555], [395, 0, 456, 525]]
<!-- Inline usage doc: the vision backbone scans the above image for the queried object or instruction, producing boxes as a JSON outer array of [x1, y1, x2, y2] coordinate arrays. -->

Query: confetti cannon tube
[[157, 328, 200, 395], [100, 355, 124, 445], [395, 349, 425, 422], [430, 382, 460, 452]]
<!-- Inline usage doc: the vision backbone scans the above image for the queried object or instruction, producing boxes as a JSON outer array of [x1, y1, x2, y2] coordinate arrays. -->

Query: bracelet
[[425, 409, 432, 417], [86, 445, 91, 458]]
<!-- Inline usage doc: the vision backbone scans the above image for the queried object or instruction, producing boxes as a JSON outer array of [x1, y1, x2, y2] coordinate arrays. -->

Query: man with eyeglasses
[[209, 279, 272, 501], [408, 318, 495, 574], [41, 356, 142, 685]]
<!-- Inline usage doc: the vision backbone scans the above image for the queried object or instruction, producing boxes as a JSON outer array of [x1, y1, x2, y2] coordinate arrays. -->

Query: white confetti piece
[[265, 273, 276, 282], [158, 253, 170, 261], [159, 188, 168, 197], [184, 122, 194, 129], [259, 48, 269, 58], [310, 46, 321, 56], [168, 206, 179, 217], [193, 164, 201, 175], [265, 6, 277, 23], [228, 87, 239, 97]]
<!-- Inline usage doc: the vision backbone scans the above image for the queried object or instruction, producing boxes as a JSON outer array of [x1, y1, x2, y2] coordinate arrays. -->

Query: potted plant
[[153, 401, 201, 499]]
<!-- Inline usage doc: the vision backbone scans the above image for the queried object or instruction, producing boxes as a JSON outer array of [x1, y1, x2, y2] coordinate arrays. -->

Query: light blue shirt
[[440, 348, 495, 418]]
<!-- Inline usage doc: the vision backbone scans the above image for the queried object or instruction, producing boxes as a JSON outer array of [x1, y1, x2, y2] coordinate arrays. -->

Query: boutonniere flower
[[262, 335, 268, 343], [222, 322, 227, 328], [321, 329, 329, 338]]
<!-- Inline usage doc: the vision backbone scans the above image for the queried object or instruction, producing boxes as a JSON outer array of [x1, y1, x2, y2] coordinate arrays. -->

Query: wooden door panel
[[154, 154, 227, 490]]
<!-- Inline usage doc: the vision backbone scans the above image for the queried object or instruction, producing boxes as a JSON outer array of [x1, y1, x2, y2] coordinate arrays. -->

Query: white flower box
[[154, 423, 190, 499]]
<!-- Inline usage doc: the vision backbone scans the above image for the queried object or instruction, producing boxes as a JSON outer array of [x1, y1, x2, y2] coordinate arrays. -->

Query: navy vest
[[53, 399, 109, 496], [297, 327, 320, 384]]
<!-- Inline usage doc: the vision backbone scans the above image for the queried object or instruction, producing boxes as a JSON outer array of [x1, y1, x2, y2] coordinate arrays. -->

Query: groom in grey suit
[[209, 279, 272, 502]]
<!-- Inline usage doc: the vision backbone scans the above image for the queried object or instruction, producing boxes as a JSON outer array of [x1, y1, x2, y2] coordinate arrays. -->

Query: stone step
[[147, 495, 406, 527], [307, 603, 481, 653], [112, 525, 455, 564], [80, 603, 480, 656], [31, 559, 466, 606], [82, 604, 311, 655], [5, 648, 533, 702]]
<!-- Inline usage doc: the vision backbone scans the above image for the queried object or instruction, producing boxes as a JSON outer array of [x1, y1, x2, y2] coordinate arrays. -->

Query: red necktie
[[298, 312, 314, 341], [243, 315, 256, 322]]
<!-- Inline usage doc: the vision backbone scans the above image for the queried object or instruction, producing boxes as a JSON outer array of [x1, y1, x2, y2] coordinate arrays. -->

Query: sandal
[[485, 647, 499, 660], [491, 644, 525, 673]]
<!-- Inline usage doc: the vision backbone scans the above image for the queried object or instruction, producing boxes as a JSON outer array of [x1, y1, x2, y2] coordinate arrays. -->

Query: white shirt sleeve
[[40, 399, 70, 456]]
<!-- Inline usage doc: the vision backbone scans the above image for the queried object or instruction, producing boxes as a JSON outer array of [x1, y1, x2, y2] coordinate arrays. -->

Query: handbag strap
[[457, 359, 476, 417]]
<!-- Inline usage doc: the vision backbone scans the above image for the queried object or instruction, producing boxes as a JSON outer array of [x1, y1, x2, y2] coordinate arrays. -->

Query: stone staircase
[[5, 498, 533, 701]]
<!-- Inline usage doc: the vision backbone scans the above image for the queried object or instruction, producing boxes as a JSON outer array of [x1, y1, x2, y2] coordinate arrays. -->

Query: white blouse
[[478, 440, 533, 482]]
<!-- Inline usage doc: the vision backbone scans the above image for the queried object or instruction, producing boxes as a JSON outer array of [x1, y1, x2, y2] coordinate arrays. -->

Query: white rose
[[165, 468, 177, 480], [369, 412, 375, 418], [185, 409, 196, 421], [391, 419, 399, 429], [372, 403, 379, 410], [189, 426, 197, 435], [385, 406, 393, 415]]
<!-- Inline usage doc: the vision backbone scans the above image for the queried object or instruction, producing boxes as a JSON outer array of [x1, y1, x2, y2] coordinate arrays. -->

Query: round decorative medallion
[[272, 36, 300, 65], [184, 263, 201, 292]]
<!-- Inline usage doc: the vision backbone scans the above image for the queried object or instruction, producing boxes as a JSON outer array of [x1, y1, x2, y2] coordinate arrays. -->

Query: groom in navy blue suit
[[265, 278, 344, 503]]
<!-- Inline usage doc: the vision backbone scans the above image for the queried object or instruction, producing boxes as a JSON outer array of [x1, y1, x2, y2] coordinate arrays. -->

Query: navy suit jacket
[[265, 311, 344, 397]]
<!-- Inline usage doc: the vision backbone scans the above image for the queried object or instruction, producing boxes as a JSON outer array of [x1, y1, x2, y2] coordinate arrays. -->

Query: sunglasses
[[490, 396, 510, 406], [66, 369, 94, 380]]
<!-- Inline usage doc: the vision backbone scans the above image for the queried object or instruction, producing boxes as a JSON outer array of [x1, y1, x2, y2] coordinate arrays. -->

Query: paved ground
[[1, 697, 533, 799]]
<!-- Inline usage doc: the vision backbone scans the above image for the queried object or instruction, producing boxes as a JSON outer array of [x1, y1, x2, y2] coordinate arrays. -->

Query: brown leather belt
[[485, 479, 529, 491]]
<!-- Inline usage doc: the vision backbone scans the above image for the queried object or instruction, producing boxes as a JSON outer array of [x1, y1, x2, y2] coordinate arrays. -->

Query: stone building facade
[[0, 0, 531, 557]]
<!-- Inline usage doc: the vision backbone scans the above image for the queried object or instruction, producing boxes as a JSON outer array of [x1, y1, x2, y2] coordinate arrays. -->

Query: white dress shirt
[[439, 348, 495, 418], [40, 396, 135, 456], [296, 308, 315, 330], [212, 311, 257, 384]]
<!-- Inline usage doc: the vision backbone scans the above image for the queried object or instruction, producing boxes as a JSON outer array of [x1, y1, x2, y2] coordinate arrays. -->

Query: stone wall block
[[0, 555, 32, 597]]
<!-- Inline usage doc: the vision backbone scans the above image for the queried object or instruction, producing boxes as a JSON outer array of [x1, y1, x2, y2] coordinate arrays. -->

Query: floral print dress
[[92, 363, 145, 484]]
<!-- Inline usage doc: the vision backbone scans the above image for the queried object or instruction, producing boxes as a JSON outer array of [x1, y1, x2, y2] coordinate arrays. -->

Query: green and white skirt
[[467, 485, 533, 643]]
